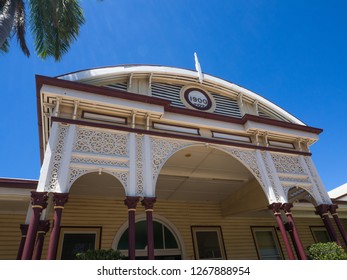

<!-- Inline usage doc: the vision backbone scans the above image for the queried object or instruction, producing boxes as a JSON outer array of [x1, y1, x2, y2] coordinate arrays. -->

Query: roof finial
[[194, 52, 203, 83]]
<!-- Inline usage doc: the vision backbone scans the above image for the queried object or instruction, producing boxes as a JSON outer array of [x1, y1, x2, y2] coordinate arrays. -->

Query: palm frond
[[0, 37, 9, 54], [0, 0, 17, 48], [14, 0, 29, 57], [30, 0, 85, 61]]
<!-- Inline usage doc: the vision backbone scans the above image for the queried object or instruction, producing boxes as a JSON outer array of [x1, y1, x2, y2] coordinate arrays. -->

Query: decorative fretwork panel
[[136, 135, 144, 196], [260, 152, 282, 202], [68, 167, 128, 193], [303, 156, 331, 204], [46, 124, 70, 192], [108, 171, 129, 191], [211, 147, 279, 202], [68, 167, 89, 186], [271, 153, 305, 175], [70, 156, 129, 167], [267, 152, 330, 205], [284, 186, 315, 204], [73, 127, 129, 156], [64, 127, 131, 192], [151, 137, 194, 184], [219, 147, 262, 185]]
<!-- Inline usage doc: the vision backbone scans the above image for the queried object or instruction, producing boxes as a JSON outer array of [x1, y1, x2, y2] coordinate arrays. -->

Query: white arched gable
[[57, 65, 305, 125]]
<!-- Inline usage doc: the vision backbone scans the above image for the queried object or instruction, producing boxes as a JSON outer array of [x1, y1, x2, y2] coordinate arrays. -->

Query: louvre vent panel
[[151, 83, 242, 118], [105, 82, 128, 91], [103, 82, 290, 122], [258, 110, 272, 119], [211, 93, 242, 118], [258, 106, 290, 122], [151, 83, 185, 108]]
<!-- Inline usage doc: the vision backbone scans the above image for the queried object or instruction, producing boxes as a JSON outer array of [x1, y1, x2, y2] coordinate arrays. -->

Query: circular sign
[[183, 88, 213, 111]]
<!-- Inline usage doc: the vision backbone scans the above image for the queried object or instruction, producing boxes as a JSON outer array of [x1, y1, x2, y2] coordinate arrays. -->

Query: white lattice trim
[[45, 124, 69, 192], [73, 127, 129, 156], [302, 156, 331, 204], [284, 185, 316, 204], [271, 153, 306, 175], [67, 167, 128, 192], [151, 136, 194, 185], [136, 134, 144, 196], [261, 151, 286, 202], [218, 147, 262, 185], [70, 156, 129, 168]]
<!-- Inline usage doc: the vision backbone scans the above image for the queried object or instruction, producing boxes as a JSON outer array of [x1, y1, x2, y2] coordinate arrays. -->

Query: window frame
[[251, 226, 284, 260], [115, 219, 182, 259], [57, 226, 102, 260], [191, 226, 227, 260], [310, 226, 331, 243]]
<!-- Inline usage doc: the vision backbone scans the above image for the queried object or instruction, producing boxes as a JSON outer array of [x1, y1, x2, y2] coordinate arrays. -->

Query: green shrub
[[75, 249, 124, 260], [307, 242, 347, 260]]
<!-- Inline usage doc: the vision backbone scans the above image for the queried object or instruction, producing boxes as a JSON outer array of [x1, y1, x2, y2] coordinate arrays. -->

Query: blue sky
[[0, 0, 346, 191]]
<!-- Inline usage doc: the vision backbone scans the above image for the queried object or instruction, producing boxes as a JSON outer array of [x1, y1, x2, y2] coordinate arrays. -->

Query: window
[[116, 220, 181, 259], [310, 227, 331, 243], [57, 226, 101, 260], [251, 227, 283, 260], [191, 226, 226, 260]]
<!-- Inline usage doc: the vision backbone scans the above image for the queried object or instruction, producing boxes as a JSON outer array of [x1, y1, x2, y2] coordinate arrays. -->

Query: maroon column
[[124, 196, 139, 260], [16, 224, 28, 260], [46, 193, 69, 260], [142, 197, 156, 260], [268, 203, 295, 260], [21, 191, 48, 260], [284, 222, 301, 259], [32, 220, 50, 260], [315, 204, 341, 246], [281, 203, 307, 260], [329, 204, 347, 247]]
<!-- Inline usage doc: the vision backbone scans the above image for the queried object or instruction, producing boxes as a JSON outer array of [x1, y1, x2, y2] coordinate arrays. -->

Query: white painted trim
[[57, 125, 77, 193], [128, 133, 137, 196], [143, 135, 154, 197], [264, 151, 287, 203], [268, 140, 295, 149], [255, 150, 278, 203], [153, 123, 199, 135], [37, 122, 59, 192], [299, 156, 331, 205], [212, 132, 251, 143], [41, 84, 165, 117], [82, 112, 126, 124]]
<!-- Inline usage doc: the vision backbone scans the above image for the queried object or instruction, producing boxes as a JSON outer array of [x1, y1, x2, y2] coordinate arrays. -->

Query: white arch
[[286, 186, 318, 206], [66, 169, 127, 195], [151, 139, 270, 203]]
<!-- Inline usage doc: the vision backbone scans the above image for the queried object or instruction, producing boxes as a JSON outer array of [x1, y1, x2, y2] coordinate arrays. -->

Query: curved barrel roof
[[58, 65, 305, 125]]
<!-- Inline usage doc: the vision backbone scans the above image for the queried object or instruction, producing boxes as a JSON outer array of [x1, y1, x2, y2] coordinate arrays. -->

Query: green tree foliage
[[307, 242, 347, 260], [75, 249, 124, 260], [0, 0, 85, 61]]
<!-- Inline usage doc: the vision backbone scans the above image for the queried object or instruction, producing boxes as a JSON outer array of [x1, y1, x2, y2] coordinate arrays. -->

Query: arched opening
[[287, 186, 317, 205], [114, 217, 182, 259], [156, 145, 268, 215], [286, 187, 333, 244], [152, 145, 272, 260], [69, 171, 126, 197], [56, 172, 126, 259]]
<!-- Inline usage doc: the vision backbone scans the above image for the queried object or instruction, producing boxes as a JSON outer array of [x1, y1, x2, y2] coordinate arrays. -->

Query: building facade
[[1, 65, 346, 260]]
